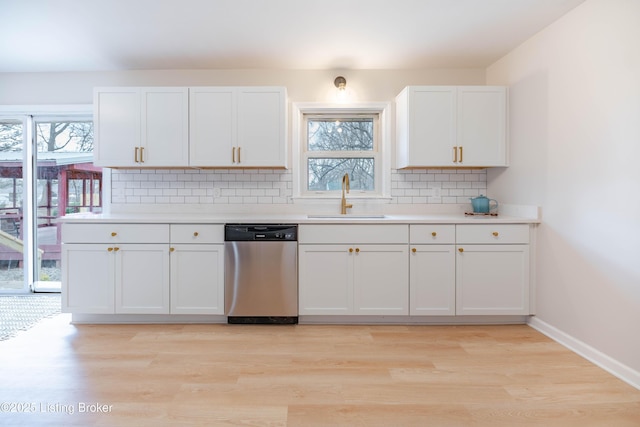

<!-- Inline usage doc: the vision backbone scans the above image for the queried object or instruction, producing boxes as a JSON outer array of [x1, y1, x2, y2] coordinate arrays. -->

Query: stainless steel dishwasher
[[224, 224, 298, 324]]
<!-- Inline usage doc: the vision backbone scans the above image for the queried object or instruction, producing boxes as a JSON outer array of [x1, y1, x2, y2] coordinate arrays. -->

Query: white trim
[[528, 317, 640, 390], [292, 102, 392, 200], [0, 104, 92, 116]]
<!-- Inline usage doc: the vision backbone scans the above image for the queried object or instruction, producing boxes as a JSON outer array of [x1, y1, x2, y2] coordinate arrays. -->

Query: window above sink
[[291, 102, 392, 201]]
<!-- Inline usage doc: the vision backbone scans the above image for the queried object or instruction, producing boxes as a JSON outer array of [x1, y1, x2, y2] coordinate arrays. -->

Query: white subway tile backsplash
[[110, 168, 487, 206]]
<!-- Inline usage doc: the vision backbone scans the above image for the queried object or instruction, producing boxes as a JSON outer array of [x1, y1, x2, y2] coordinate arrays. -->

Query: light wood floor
[[0, 315, 639, 427]]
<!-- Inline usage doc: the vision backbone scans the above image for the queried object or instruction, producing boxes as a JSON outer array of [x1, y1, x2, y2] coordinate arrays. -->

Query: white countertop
[[58, 211, 540, 225]]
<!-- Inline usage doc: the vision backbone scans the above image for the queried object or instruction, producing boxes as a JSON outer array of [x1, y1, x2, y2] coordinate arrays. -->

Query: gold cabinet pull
[[355, 248, 360, 253], [459, 146, 463, 163], [453, 146, 458, 163], [193, 232, 199, 237], [170, 247, 175, 253], [238, 147, 241, 163], [411, 248, 417, 253], [111, 232, 117, 237], [140, 147, 144, 163], [232, 147, 236, 163], [114, 247, 120, 252], [458, 248, 464, 253], [492, 231, 499, 237], [431, 231, 437, 237], [107, 247, 113, 252], [134, 147, 139, 163], [349, 248, 353, 253]]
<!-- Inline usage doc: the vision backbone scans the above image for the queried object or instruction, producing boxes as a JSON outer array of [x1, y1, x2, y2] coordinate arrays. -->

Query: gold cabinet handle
[[111, 232, 117, 237], [193, 232, 199, 237], [431, 232, 437, 237], [140, 147, 144, 163], [107, 247, 113, 252], [492, 231, 499, 237], [238, 147, 241, 163], [134, 147, 139, 163], [355, 248, 360, 253], [458, 248, 464, 253], [170, 247, 175, 253], [412, 248, 417, 253], [459, 146, 463, 163], [349, 248, 353, 253], [453, 146, 458, 163], [113, 247, 120, 252]]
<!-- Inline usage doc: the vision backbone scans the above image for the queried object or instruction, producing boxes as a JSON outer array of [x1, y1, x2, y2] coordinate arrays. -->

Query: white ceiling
[[1, 0, 585, 73]]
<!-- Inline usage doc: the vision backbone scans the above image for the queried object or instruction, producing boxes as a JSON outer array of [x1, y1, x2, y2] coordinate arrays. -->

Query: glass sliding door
[[0, 119, 26, 292], [33, 118, 97, 292], [0, 112, 98, 293]]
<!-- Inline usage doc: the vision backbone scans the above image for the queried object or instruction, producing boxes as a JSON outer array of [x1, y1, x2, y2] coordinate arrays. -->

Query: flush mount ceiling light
[[334, 76, 347, 91], [328, 75, 355, 103]]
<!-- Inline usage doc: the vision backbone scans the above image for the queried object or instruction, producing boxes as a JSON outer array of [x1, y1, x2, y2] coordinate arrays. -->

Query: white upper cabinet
[[141, 88, 190, 167], [396, 86, 508, 168], [94, 87, 189, 167], [237, 88, 287, 167], [190, 87, 287, 168], [456, 87, 507, 167], [94, 86, 287, 168], [189, 87, 236, 167], [93, 87, 141, 167]]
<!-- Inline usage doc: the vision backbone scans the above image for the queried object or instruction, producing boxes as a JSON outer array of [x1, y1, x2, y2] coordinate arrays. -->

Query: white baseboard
[[528, 317, 640, 390]]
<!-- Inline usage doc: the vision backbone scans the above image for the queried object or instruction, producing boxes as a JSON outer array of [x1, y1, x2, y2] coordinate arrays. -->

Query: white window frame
[[292, 102, 391, 200]]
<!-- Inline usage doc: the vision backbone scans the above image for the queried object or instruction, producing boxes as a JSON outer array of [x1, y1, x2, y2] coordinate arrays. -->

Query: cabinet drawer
[[410, 225, 455, 244], [299, 224, 408, 244], [62, 223, 169, 243], [170, 224, 224, 244], [456, 224, 529, 244]]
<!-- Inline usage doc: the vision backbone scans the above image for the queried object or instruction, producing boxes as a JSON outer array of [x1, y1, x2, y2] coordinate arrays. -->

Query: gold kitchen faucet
[[341, 173, 353, 215]]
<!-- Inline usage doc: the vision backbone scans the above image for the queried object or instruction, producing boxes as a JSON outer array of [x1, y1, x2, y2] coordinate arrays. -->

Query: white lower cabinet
[[62, 223, 171, 314], [410, 245, 456, 315], [115, 244, 170, 314], [455, 224, 531, 315], [409, 225, 456, 316], [62, 223, 225, 316], [455, 244, 530, 315], [170, 244, 224, 314], [353, 245, 409, 315], [298, 244, 409, 315], [62, 244, 115, 314], [62, 243, 170, 314], [169, 223, 225, 314], [298, 245, 352, 315]]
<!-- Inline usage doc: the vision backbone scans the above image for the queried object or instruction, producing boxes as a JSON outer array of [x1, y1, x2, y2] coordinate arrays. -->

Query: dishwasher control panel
[[225, 224, 298, 241]]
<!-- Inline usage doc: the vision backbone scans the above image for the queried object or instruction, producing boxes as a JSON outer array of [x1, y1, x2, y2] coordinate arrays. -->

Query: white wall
[[0, 68, 488, 213], [487, 0, 640, 374], [0, 68, 484, 105]]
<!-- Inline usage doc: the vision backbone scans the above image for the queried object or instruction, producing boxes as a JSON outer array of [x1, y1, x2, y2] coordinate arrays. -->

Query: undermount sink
[[307, 214, 386, 219]]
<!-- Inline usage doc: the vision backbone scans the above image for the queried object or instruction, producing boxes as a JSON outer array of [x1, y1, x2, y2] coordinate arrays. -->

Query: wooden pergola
[[0, 152, 102, 265]]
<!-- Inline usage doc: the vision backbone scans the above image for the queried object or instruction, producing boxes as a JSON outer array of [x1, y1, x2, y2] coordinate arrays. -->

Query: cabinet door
[[141, 87, 189, 166], [457, 86, 507, 166], [189, 87, 236, 167], [62, 244, 115, 314], [353, 245, 409, 315], [93, 88, 141, 167], [456, 244, 529, 315], [396, 86, 456, 168], [410, 245, 455, 316], [170, 244, 224, 314], [115, 244, 170, 314], [237, 88, 287, 167], [298, 245, 352, 315]]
